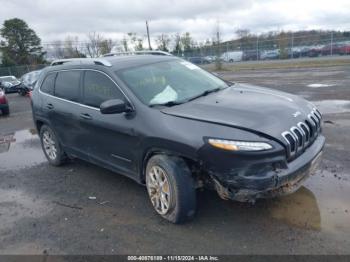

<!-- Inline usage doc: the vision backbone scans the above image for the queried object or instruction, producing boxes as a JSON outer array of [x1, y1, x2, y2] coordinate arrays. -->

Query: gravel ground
[[0, 65, 349, 255]]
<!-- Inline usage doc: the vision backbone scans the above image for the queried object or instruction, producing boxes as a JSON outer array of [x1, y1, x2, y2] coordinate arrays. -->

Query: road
[[0, 65, 350, 255]]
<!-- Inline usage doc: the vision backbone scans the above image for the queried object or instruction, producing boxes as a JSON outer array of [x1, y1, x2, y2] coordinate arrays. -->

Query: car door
[[48, 70, 88, 160], [79, 70, 139, 177]]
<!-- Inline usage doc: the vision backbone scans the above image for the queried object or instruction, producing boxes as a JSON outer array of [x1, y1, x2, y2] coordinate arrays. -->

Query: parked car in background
[[0, 76, 22, 93], [0, 87, 9, 116], [220, 51, 243, 62], [260, 50, 279, 60], [19, 70, 42, 96], [188, 57, 211, 64], [306, 45, 323, 57], [204, 56, 216, 63], [339, 44, 350, 55], [242, 50, 260, 61], [320, 43, 343, 56]]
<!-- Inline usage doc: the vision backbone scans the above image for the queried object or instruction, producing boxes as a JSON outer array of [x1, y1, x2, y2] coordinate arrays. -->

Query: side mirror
[[100, 99, 130, 114]]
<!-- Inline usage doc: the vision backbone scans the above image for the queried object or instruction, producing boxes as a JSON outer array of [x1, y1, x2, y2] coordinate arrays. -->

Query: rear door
[[49, 70, 88, 159], [79, 70, 139, 177]]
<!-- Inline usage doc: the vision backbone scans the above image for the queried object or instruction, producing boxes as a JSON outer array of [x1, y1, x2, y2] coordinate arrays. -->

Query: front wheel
[[39, 125, 66, 166], [145, 155, 196, 223]]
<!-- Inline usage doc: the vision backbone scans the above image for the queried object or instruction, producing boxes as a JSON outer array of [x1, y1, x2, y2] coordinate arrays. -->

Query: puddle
[[0, 129, 46, 170], [267, 169, 350, 235], [313, 100, 350, 114], [307, 83, 335, 88]]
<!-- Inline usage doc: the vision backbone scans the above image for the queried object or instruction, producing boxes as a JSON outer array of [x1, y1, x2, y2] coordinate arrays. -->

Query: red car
[[0, 88, 9, 116], [339, 44, 350, 55]]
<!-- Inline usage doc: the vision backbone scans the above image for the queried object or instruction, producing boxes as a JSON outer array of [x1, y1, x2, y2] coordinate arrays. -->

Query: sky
[[1, 0, 350, 44]]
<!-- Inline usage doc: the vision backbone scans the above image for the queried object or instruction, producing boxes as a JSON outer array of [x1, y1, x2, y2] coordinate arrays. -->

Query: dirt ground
[[0, 64, 349, 255]]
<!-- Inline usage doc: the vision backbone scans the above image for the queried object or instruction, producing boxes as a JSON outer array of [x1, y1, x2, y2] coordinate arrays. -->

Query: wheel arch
[[140, 147, 199, 184]]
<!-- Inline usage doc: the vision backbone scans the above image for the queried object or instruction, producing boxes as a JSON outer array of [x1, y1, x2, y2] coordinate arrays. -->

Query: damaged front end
[[206, 136, 325, 203]]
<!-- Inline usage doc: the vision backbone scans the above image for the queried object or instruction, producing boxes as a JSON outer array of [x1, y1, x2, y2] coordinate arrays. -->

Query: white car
[[220, 51, 243, 62]]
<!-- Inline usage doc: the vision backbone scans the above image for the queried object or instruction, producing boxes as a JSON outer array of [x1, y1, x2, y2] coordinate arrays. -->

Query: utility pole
[[330, 31, 333, 56], [146, 21, 152, 50], [291, 32, 294, 59], [256, 35, 259, 60]]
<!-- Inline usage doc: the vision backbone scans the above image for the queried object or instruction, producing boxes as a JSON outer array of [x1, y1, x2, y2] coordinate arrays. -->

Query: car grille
[[282, 108, 322, 161]]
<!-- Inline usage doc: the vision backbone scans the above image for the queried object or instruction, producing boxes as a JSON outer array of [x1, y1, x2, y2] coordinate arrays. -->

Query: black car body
[[31, 54, 325, 223]]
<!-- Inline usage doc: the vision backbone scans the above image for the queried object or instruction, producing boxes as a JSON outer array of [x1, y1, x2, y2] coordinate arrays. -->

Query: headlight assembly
[[208, 138, 272, 151]]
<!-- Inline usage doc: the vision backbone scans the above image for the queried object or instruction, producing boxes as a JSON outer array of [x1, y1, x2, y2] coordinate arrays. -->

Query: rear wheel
[[39, 125, 66, 166], [146, 155, 196, 223]]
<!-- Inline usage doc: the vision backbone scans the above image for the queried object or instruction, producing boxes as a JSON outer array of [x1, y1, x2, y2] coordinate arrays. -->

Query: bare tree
[[121, 35, 128, 51], [173, 33, 182, 55], [85, 32, 103, 57], [156, 34, 170, 51], [214, 21, 222, 70], [135, 38, 144, 51], [52, 40, 65, 59], [100, 39, 114, 55], [64, 36, 82, 58]]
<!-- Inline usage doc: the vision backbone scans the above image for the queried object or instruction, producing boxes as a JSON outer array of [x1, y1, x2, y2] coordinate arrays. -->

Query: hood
[[161, 84, 316, 144]]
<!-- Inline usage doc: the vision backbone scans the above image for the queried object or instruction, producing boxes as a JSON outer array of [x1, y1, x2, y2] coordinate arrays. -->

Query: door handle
[[46, 103, 54, 110], [80, 113, 92, 120]]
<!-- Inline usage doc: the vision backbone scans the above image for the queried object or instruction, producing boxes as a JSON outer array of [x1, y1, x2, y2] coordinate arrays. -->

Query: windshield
[[116, 60, 228, 106]]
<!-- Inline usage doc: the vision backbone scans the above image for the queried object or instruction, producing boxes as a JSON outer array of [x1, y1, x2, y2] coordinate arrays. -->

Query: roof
[[106, 55, 179, 71]]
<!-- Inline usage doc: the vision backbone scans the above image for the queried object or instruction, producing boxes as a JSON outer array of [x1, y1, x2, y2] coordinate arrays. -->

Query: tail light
[[0, 93, 6, 104]]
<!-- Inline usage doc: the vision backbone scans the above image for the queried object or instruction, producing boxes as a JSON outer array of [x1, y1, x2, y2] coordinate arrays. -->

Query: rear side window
[[55, 71, 81, 102], [40, 73, 56, 95], [83, 71, 124, 108]]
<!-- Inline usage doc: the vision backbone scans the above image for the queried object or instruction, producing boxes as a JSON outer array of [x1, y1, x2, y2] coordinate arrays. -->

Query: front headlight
[[208, 138, 273, 151]]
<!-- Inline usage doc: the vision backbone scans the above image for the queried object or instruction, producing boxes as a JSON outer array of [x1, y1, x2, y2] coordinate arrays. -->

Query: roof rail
[[50, 58, 112, 67], [102, 50, 173, 57]]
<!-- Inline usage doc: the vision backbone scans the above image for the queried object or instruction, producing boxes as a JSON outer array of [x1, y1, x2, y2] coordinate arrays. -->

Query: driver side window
[[83, 71, 124, 108]]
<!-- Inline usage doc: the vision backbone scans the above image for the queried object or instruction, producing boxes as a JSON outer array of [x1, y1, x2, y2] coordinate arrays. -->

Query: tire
[[229, 59, 234, 63], [145, 155, 196, 224], [39, 125, 66, 166], [2, 107, 9, 116]]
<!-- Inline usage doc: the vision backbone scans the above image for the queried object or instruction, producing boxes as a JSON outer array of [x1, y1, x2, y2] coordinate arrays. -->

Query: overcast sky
[[1, 0, 350, 44]]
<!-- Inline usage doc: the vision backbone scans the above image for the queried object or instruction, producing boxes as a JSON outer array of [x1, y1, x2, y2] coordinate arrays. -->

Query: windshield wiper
[[149, 100, 184, 107], [187, 86, 225, 102]]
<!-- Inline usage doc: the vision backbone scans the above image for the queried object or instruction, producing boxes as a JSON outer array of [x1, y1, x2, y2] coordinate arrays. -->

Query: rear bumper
[[0, 103, 9, 110], [210, 135, 325, 202]]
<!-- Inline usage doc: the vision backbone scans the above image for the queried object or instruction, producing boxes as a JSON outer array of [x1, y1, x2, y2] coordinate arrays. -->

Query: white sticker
[[180, 61, 200, 70]]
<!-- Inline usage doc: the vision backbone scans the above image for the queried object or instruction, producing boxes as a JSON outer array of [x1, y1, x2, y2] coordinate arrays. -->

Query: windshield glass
[[116, 60, 228, 106]]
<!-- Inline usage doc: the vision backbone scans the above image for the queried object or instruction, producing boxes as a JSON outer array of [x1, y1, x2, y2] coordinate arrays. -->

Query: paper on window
[[150, 85, 178, 105]]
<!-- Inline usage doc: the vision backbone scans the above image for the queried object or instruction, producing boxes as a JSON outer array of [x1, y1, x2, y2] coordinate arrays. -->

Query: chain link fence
[[176, 31, 350, 63]]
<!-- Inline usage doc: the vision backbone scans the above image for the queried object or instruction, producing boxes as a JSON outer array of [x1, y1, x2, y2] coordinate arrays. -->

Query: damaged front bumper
[[209, 135, 325, 202]]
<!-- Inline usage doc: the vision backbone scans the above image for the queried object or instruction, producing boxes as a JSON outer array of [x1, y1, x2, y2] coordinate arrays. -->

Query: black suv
[[32, 53, 325, 223]]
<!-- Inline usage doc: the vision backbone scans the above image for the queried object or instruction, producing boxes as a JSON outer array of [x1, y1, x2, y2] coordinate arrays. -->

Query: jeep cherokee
[[31, 53, 325, 223]]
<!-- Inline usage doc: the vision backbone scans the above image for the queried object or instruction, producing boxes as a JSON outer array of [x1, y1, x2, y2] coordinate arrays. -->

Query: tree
[[180, 32, 193, 53], [85, 32, 114, 57], [214, 21, 222, 70], [0, 18, 46, 65], [156, 34, 170, 52], [64, 36, 84, 58], [172, 33, 182, 55]]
